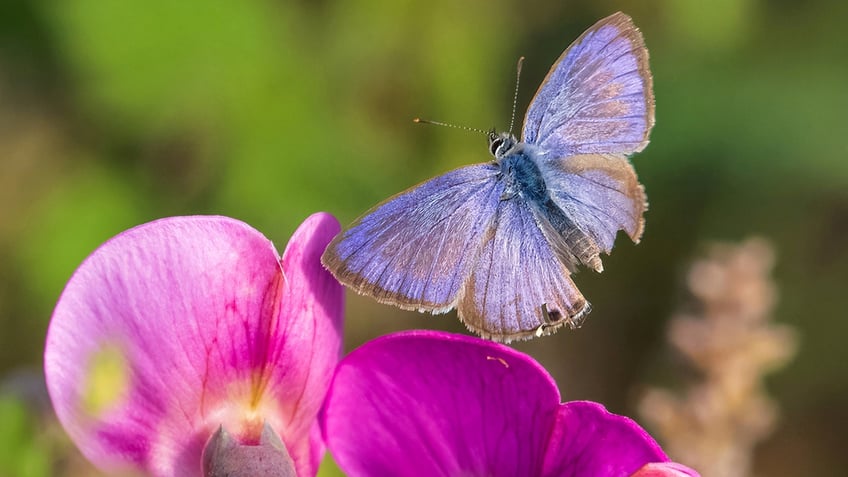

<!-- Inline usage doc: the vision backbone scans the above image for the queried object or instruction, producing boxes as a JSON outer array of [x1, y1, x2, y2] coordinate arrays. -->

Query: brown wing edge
[[321, 227, 460, 316], [458, 297, 593, 344]]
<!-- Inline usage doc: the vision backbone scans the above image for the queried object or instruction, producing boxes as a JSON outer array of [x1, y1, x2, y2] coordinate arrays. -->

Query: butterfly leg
[[500, 190, 517, 201]]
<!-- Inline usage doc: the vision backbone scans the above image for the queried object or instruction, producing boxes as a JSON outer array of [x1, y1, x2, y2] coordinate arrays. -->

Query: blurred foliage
[[0, 396, 49, 477], [1, 0, 846, 475]]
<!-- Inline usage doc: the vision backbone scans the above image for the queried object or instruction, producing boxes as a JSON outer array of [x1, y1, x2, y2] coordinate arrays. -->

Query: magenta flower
[[44, 213, 344, 476], [321, 331, 699, 477]]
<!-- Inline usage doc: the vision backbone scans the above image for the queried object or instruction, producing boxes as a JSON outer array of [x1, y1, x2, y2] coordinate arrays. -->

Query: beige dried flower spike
[[639, 238, 798, 477]]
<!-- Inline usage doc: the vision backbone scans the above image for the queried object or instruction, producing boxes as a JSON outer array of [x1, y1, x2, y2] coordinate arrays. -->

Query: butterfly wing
[[537, 152, 646, 258], [522, 12, 654, 157], [456, 194, 591, 342], [322, 164, 502, 312]]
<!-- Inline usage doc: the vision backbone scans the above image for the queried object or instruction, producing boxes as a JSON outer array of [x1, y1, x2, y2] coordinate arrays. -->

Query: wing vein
[[540, 64, 644, 140]]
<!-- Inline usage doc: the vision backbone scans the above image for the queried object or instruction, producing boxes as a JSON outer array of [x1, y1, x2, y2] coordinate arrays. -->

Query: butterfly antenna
[[413, 118, 489, 135], [508, 56, 525, 135]]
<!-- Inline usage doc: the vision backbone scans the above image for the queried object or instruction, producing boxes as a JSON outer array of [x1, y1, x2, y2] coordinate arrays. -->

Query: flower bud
[[202, 422, 296, 477]]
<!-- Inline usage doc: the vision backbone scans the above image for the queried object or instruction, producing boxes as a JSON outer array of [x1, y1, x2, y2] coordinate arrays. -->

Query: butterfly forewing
[[322, 164, 502, 312], [522, 12, 654, 158]]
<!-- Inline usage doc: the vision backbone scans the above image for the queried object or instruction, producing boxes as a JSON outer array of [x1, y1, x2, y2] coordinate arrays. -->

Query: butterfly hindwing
[[457, 194, 590, 341], [522, 12, 654, 158], [322, 164, 502, 312], [536, 152, 646, 255]]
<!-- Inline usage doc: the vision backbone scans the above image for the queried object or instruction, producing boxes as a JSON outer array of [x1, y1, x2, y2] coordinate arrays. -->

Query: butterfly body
[[323, 12, 654, 342]]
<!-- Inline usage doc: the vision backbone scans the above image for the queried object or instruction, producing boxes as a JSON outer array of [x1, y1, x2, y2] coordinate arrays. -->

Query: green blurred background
[[1, 0, 846, 475]]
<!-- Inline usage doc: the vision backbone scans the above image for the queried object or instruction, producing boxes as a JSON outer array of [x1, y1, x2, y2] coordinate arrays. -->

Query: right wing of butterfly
[[537, 152, 646, 258], [522, 12, 655, 158]]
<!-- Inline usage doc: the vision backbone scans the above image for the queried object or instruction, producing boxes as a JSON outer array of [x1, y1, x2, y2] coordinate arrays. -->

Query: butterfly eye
[[488, 136, 503, 157]]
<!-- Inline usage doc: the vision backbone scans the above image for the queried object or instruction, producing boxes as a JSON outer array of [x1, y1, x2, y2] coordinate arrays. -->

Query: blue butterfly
[[322, 12, 654, 342]]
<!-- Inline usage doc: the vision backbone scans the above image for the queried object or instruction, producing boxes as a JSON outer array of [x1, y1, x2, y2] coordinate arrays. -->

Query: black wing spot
[[541, 303, 563, 324]]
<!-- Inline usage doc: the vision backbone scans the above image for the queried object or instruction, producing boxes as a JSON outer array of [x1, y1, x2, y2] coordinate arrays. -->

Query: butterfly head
[[488, 130, 518, 160]]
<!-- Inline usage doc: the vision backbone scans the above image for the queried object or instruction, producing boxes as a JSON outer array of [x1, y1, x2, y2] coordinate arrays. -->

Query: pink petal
[[630, 462, 700, 477], [541, 401, 669, 477], [264, 212, 345, 476], [45, 214, 342, 477], [321, 330, 561, 476]]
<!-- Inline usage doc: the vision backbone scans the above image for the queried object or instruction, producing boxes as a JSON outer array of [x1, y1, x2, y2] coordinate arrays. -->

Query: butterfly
[[322, 12, 654, 342]]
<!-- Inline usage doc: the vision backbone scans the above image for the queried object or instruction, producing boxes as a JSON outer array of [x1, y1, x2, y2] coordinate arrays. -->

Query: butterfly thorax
[[497, 147, 547, 204], [490, 131, 544, 200]]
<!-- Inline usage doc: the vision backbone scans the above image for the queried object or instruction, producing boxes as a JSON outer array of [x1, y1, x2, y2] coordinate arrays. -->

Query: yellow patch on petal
[[205, 372, 283, 445], [83, 344, 129, 416]]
